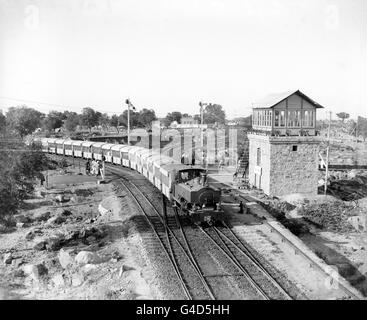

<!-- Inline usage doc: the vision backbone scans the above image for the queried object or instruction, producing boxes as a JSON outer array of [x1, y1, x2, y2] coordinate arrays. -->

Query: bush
[[0, 139, 50, 219]]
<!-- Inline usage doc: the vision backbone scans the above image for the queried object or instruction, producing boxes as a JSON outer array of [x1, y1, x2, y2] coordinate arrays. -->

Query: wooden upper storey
[[251, 90, 324, 136]]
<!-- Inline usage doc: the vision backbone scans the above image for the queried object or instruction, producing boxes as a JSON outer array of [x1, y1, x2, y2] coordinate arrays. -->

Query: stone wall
[[248, 134, 320, 196], [269, 140, 319, 196]]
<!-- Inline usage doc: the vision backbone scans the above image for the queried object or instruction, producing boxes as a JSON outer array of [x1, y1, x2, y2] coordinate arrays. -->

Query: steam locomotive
[[35, 138, 224, 224]]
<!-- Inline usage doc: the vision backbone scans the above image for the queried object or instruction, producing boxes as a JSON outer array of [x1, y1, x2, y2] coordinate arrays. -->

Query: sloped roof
[[252, 89, 324, 109]]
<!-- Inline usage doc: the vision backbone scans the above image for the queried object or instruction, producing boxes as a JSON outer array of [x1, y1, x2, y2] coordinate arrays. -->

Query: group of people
[[85, 157, 105, 180]]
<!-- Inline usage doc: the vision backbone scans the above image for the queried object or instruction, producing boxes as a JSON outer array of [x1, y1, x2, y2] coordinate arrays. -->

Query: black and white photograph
[[0, 0, 366, 305]]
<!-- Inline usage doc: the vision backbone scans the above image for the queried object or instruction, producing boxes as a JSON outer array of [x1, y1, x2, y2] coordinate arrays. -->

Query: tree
[[357, 116, 367, 140], [0, 112, 6, 134], [6, 106, 44, 137], [64, 112, 80, 132], [336, 112, 350, 122], [98, 113, 110, 130], [203, 104, 226, 124], [110, 114, 120, 133], [164, 111, 182, 127], [120, 110, 141, 128], [0, 139, 48, 222], [43, 111, 64, 132], [80, 107, 99, 131], [139, 108, 157, 128]]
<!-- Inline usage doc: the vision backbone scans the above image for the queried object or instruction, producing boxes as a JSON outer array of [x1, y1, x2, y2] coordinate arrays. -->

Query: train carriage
[[47, 138, 57, 154], [136, 149, 154, 174], [111, 145, 125, 165], [72, 141, 83, 158], [141, 151, 160, 178], [55, 139, 65, 155], [81, 141, 93, 159], [159, 163, 188, 198], [101, 143, 116, 163], [151, 155, 178, 189], [117, 145, 132, 166], [128, 146, 144, 171], [40, 138, 49, 153], [91, 142, 106, 160], [63, 140, 74, 156]]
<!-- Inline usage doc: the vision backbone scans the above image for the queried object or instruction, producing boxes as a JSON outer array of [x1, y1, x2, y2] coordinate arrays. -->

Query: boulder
[[16, 222, 26, 228], [33, 211, 51, 222], [3, 253, 13, 264], [64, 230, 79, 241], [33, 240, 47, 251], [58, 249, 74, 269], [46, 215, 66, 225], [71, 273, 84, 287], [25, 229, 43, 241], [46, 236, 64, 251], [61, 209, 72, 216], [75, 251, 102, 265], [11, 258, 24, 268], [23, 264, 48, 281], [15, 215, 32, 224], [51, 274, 65, 287]]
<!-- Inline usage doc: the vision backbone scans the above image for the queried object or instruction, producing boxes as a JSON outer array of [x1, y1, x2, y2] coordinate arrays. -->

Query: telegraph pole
[[324, 111, 332, 195], [125, 99, 136, 146], [199, 101, 207, 168]]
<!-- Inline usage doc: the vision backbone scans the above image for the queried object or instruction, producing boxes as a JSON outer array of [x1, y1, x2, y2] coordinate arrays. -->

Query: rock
[[83, 264, 98, 272], [46, 215, 66, 225], [15, 215, 31, 224], [13, 269, 25, 277], [33, 240, 46, 251], [58, 249, 74, 269], [71, 273, 84, 287], [33, 211, 51, 222], [11, 258, 24, 268], [51, 274, 65, 287], [3, 253, 13, 264], [23, 264, 48, 281], [46, 236, 64, 251], [61, 209, 72, 216], [98, 203, 110, 216], [75, 251, 102, 265], [25, 229, 43, 241], [64, 230, 79, 241], [86, 236, 96, 243], [16, 222, 26, 228]]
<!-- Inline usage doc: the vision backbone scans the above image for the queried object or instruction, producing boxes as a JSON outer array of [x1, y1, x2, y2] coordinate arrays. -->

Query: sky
[[0, 0, 366, 120]]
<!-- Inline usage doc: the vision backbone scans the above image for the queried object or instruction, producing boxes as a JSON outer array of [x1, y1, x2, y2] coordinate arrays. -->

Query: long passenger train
[[35, 138, 224, 224]]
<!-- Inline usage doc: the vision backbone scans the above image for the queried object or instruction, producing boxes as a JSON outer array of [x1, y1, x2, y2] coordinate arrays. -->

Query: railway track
[[201, 223, 293, 300], [108, 165, 215, 300]]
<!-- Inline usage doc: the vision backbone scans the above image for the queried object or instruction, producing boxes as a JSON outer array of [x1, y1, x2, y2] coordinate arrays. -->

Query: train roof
[[55, 139, 66, 144], [111, 144, 126, 151], [128, 146, 145, 155], [90, 142, 106, 147], [71, 140, 83, 146], [46, 138, 57, 143], [101, 143, 116, 150], [151, 155, 177, 167], [160, 163, 188, 176], [81, 141, 94, 147], [63, 140, 74, 145]]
